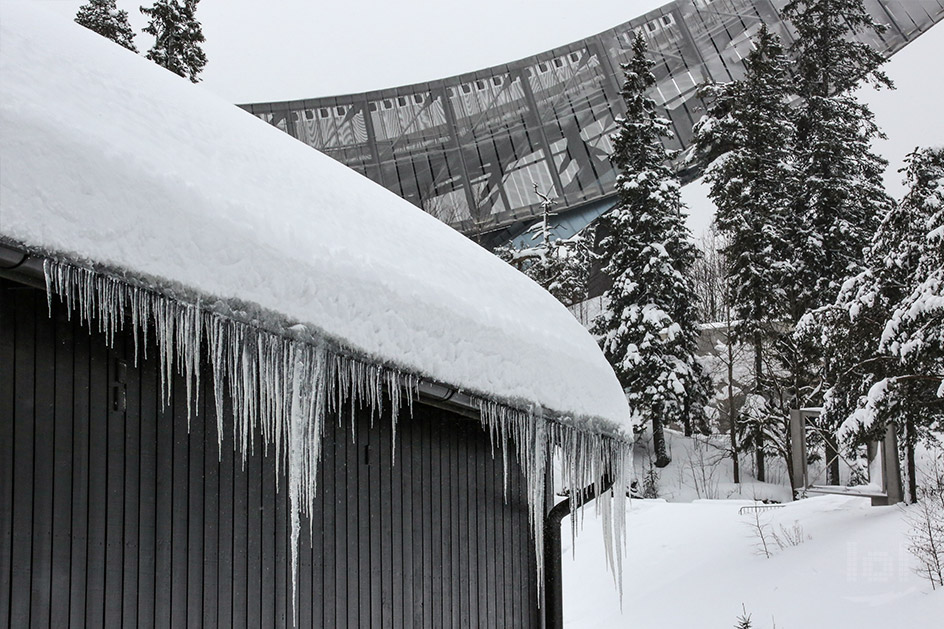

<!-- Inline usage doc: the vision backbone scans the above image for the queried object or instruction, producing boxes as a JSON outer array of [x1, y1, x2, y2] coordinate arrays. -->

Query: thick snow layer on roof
[[0, 3, 631, 436]]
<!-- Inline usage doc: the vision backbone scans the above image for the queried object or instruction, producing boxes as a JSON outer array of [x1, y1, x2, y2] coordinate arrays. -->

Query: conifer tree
[[495, 187, 591, 306], [75, 0, 138, 52], [803, 148, 944, 501], [694, 25, 795, 334], [140, 0, 207, 83], [783, 0, 894, 314], [592, 34, 709, 467], [495, 232, 591, 306], [693, 25, 796, 481], [782, 0, 896, 485]]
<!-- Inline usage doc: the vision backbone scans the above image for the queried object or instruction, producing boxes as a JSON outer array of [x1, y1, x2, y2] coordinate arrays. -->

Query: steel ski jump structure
[[243, 0, 943, 245]]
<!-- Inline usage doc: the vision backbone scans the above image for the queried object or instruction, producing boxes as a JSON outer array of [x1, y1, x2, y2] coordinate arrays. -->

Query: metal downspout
[[544, 472, 614, 629]]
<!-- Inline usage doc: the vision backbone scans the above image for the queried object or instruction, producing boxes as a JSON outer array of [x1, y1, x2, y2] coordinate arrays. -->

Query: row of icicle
[[42, 256, 633, 625]]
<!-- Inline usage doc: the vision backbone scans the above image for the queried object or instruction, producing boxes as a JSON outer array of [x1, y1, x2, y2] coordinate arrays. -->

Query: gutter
[[0, 243, 45, 290], [544, 471, 614, 629], [0, 243, 513, 422], [0, 243, 500, 419], [415, 380, 483, 420]]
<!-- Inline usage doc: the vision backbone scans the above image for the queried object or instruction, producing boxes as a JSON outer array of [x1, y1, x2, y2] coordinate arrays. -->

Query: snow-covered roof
[[0, 4, 631, 437]]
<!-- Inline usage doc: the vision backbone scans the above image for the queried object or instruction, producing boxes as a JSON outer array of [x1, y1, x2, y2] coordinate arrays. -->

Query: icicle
[[38, 256, 635, 626], [43, 260, 54, 316]]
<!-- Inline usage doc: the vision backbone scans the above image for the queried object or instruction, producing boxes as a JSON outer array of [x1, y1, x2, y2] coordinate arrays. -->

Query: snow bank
[[564, 496, 944, 628], [0, 2, 629, 437]]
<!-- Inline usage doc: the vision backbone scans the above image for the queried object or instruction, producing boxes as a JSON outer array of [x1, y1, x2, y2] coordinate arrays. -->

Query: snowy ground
[[633, 430, 795, 504], [564, 496, 942, 628], [563, 431, 944, 627]]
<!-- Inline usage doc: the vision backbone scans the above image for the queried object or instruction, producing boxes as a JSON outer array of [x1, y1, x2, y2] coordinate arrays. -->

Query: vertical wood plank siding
[[0, 280, 541, 628]]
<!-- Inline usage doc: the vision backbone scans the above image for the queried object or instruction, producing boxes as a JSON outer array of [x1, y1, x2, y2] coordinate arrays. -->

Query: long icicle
[[41, 255, 634, 623]]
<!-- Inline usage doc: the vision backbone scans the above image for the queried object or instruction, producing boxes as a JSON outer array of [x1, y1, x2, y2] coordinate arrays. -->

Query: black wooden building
[[0, 272, 539, 627], [0, 7, 634, 627]]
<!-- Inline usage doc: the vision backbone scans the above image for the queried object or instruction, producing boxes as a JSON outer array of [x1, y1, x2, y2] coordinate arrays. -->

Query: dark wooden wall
[[0, 278, 540, 628]]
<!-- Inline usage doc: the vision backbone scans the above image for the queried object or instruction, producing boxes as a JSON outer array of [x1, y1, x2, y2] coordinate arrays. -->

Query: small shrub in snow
[[904, 460, 944, 589], [745, 507, 774, 559], [734, 605, 753, 628], [686, 434, 726, 499], [745, 508, 809, 558], [640, 458, 661, 499], [770, 520, 809, 551]]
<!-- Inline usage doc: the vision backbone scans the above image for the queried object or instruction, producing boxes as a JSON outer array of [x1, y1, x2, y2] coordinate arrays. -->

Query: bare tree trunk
[[652, 416, 672, 468], [754, 330, 767, 484], [754, 334, 765, 483], [907, 415, 917, 503], [728, 330, 739, 484], [825, 432, 841, 485], [756, 435, 766, 482]]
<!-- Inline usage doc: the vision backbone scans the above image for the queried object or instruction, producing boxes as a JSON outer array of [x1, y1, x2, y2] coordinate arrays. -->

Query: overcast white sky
[[25, 1, 944, 237], [36, 0, 671, 101]]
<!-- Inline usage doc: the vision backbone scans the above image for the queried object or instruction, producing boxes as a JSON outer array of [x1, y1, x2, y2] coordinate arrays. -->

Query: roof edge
[[0, 238, 631, 443]]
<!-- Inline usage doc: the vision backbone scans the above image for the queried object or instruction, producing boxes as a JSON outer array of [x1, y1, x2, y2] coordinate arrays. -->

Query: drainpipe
[[544, 471, 614, 629]]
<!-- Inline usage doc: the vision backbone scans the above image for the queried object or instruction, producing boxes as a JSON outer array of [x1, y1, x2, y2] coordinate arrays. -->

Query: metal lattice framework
[[242, 0, 944, 241]]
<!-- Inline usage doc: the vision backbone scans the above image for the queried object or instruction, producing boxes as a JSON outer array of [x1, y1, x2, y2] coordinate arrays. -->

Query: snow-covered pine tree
[[495, 230, 591, 306], [592, 33, 709, 467], [548, 232, 592, 305], [75, 0, 137, 52], [694, 25, 794, 336], [866, 148, 944, 499], [884, 148, 944, 433], [783, 0, 895, 314], [802, 147, 944, 500], [495, 186, 591, 306], [692, 25, 796, 482], [140, 0, 206, 83], [777, 0, 895, 485]]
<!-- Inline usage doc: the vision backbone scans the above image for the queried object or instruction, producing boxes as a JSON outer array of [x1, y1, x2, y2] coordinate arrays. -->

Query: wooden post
[[789, 409, 807, 497], [873, 423, 903, 506]]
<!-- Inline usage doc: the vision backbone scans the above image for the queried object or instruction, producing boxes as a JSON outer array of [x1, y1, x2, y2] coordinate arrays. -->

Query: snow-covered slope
[[0, 2, 630, 435], [564, 495, 943, 628], [568, 430, 944, 627]]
